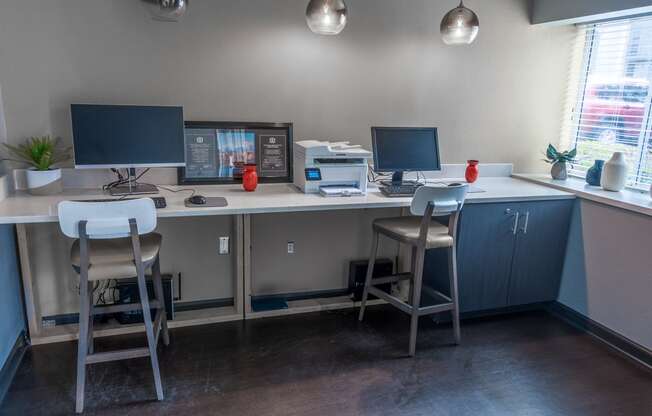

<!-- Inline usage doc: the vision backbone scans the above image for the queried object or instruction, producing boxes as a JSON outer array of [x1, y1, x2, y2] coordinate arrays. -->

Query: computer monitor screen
[[71, 104, 185, 168], [371, 127, 441, 173]]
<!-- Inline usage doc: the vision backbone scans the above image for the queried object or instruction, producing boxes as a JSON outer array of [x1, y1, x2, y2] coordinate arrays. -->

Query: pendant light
[[306, 0, 348, 35], [141, 0, 188, 22], [440, 1, 479, 45]]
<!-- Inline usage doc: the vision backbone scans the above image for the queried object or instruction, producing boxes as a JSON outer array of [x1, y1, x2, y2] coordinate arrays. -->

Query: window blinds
[[568, 15, 652, 189]]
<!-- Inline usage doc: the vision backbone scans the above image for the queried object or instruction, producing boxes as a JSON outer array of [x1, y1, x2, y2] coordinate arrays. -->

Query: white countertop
[[0, 177, 574, 225], [513, 174, 652, 217]]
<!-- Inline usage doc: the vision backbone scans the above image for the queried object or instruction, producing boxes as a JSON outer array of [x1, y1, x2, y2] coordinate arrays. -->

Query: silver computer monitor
[[71, 104, 185, 169]]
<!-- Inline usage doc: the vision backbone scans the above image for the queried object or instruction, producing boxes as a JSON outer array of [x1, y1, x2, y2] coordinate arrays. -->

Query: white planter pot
[[26, 168, 62, 195], [601, 152, 628, 192]]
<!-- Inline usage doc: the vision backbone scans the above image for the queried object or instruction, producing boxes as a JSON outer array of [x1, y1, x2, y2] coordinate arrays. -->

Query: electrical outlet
[[287, 241, 295, 254], [219, 236, 230, 255]]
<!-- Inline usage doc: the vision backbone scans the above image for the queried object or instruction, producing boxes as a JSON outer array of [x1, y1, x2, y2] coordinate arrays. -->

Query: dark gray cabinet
[[424, 198, 574, 313], [507, 200, 574, 305]]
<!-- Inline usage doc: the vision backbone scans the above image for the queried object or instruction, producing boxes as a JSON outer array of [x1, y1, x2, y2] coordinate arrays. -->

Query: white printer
[[294, 140, 372, 196]]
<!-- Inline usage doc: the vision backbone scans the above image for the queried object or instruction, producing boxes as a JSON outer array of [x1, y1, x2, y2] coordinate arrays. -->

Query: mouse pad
[[184, 197, 229, 208]]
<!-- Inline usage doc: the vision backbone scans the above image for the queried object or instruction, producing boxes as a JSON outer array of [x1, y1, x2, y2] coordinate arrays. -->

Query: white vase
[[601, 152, 627, 192], [25, 168, 62, 195]]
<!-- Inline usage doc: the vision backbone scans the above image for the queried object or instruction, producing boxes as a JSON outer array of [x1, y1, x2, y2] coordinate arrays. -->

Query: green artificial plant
[[1, 135, 71, 171], [544, 144, 577, 165]]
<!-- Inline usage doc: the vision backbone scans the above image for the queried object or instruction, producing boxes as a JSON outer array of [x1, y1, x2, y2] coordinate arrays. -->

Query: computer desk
[[0, 177, 573, 345]]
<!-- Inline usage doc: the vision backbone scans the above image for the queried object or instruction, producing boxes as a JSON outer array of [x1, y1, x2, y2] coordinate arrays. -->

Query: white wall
[[0, 0, 573, 173], [559, 200, 652, 349], [531, 0, 652, 25]]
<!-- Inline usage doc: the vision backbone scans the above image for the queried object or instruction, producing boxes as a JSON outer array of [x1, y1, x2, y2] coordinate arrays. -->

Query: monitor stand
[[109, 168, 159, 196], [379, 171, 419, 187]]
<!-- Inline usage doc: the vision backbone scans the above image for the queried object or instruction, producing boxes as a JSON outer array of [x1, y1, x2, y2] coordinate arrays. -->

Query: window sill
[[512, 174, 652, 217]]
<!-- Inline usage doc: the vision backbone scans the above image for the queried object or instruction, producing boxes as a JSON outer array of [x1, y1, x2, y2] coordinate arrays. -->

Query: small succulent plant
[[1, 135, 71, 171], [544, 144, 577, 164]]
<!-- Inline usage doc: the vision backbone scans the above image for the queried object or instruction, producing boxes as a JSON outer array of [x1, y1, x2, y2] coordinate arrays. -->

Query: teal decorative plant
[[544, 144, 577, 165], [1, 135, 71, 171], [544, 144, 576, 180]]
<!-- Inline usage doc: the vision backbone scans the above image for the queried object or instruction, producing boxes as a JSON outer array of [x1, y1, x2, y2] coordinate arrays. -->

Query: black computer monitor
[[71, 104, 186, 195], [371, 127, 441, 184], [71, 104, 185, 169]]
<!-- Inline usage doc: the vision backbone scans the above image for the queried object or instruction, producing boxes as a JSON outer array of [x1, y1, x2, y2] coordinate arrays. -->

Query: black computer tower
[[349, 258, 394, 301], [115, 274, 174, 324]]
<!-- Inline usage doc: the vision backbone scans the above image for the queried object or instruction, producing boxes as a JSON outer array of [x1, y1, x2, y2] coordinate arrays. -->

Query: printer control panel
[[305, 168, 322, 181]]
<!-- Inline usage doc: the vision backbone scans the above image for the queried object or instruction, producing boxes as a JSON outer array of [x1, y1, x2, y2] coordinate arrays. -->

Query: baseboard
[[251, 288, 350, 304], [174, 297, 234, 312], [547, 302, 652, 370], [0, 331, 27, 405]]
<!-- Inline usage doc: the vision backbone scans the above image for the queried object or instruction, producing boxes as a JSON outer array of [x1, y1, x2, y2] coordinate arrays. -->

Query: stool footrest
[[422, 286, 452, 303], [368, 287, 412, 315], [418, 303, 454, 316], [368, 287, 455, 317], [86, 347, 150, 364], [370, 273, 412, 286]]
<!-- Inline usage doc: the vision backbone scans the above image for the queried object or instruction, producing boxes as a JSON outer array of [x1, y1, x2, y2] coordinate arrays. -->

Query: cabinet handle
[[505, 209, 520, 235], [521, 211, 530, 234]]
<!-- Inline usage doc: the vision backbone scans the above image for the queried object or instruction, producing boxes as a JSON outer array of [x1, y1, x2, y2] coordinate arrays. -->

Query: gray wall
[[0, 225, 25, 368], [558, 200, 652, 349], [0, 0, 572, 172], [0, 0, 575, 316], [531, 0, 652, 25]]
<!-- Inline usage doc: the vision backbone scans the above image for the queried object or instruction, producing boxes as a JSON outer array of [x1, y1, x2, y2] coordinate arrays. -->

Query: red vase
[[465, 160, 479, 183], [243, 164, 258, 192]]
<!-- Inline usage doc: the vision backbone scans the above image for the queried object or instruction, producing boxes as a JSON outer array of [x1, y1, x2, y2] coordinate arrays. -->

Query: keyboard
[[380, 185, 421, 197], [74, 196, 167, 209]]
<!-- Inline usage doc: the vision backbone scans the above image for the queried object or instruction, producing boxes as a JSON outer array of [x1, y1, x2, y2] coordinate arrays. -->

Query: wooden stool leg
[[87, 287, 94, 355], [136, 268, 164, 401], [130, 224, 164, 402], [358, 230, 379, 322], [448, 245, 461, 344], [408, 246, 417, 304], [76, 234, 90, 413], [408, 246, 426, 357], [152, 256, 170, 346]]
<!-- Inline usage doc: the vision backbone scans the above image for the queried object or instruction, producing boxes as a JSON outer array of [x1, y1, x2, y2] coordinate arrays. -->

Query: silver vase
[[551, 162, 567, 180]]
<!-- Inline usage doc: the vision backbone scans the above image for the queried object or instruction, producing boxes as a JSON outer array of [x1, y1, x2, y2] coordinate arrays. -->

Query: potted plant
[[1, 135, 71, 195], [544, 144, 576, 180]]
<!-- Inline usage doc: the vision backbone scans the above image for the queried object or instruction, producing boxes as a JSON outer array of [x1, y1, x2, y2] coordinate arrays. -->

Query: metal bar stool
[[359, 184, 468, 356], [58, 198, 169, 413]]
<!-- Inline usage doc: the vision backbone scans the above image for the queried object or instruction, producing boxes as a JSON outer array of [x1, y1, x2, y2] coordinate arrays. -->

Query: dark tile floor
[[2, 307, 652, 416]]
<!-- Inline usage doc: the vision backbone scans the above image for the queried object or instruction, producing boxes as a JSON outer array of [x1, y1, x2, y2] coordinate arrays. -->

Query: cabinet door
[[424, 202, 519, 313], [508, 199, 574, 305]]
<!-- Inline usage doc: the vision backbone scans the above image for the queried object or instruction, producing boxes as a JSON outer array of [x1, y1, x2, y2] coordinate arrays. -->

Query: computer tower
[[349, 258, 394, 301], [115, 274, 174, 324]]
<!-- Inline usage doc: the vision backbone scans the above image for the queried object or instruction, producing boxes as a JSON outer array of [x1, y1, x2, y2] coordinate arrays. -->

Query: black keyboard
[[74, 196, 167, 209], [380, 185, 420, 197]]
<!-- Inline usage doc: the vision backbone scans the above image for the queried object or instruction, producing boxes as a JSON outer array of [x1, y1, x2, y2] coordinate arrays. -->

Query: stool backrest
[[410, 184, 468, 217], [58, 198, 157, 239]]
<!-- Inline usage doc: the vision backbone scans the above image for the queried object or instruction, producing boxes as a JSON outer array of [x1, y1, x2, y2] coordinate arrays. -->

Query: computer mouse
[[188, 195, 207, 205], [448, 183, 464, 187]]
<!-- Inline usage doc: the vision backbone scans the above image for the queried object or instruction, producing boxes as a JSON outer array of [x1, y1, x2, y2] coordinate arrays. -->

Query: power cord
[[155, 185, 196, 198]]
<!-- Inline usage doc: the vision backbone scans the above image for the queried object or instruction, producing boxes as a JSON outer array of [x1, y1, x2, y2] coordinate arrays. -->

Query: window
[[566, 16, 652, 189]]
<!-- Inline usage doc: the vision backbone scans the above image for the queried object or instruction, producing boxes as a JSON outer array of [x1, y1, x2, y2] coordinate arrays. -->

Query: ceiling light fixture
[[440, 1, 479, 45], [306, 0, 348, 36], [141, 0, 188, 22]]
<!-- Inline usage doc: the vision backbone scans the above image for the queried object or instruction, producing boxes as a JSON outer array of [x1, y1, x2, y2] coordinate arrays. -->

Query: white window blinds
[[568, 16, 652, 189]]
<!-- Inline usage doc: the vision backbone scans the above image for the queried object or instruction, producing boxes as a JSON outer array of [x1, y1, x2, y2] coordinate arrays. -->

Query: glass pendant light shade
[[141, 0, 188, 22], [440, 1, 479, 45], [306, 0, 348, 35]]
